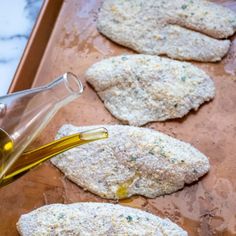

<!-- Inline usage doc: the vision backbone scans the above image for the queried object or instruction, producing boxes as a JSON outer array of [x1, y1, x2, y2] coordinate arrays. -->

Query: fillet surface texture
[[86, 55, 215, 126], [17, 203, 188, 236], [97, 0, 236, 61], [51, 124, 210, 200]]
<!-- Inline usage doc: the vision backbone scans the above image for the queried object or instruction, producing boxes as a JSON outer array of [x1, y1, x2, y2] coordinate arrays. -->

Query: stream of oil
[[0, 128, 108, 187]]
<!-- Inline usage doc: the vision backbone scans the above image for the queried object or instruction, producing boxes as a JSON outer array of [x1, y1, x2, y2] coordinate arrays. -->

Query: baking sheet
[[1, 0, 236, 235]]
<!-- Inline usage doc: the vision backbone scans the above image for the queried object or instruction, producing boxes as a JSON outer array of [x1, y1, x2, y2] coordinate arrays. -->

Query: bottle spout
[[47, 72, 84, 103], [64, 72, 84, 95], [0, 127, 108, 187], [48, 72, 83, 94]]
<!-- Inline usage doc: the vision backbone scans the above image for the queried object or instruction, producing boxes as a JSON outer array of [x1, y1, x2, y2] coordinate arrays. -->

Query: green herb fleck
[[58, 213, 65, 220], [130, 156, 137, 161], [181, 76, 186, 82], [160, 151, 166, 157], [181, 4, 187, 10], [121, 56, 128, 61], [126, 215, 133, 222], [148, 150, 155, 155]]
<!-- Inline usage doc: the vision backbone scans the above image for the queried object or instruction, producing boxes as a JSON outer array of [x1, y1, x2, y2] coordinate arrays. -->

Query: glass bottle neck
[[46, 72, 83, 105]]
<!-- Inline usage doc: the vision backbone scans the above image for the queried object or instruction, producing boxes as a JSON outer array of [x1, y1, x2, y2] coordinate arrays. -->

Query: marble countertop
[[0, 0, 43, 95]]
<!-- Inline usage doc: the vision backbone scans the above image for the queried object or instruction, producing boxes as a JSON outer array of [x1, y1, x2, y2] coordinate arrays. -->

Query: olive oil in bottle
[[0, 128, 14, 173]]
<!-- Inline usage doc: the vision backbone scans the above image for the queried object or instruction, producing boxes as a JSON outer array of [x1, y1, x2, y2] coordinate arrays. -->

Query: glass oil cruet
[[0, 72, 108, 187]]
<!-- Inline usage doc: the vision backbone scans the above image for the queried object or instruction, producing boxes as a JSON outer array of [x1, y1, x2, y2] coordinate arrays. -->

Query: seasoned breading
[[17, 203, 188, 236], [97, 0, 236, 61], [86, 55, 215, 126], [51, 124, 210, 200]]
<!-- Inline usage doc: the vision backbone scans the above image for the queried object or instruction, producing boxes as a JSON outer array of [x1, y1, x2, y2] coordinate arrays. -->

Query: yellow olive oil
[[0, 129, 14, 173], [0, 128, 108, 188], [116, 172, 141, 199]]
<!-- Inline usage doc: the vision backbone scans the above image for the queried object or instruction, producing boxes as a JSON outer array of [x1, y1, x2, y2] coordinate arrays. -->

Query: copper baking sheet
[[1, 0, 236, 235]]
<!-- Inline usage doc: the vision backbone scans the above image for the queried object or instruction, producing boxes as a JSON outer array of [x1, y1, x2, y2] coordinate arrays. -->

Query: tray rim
[[8, 0, 64, 93]]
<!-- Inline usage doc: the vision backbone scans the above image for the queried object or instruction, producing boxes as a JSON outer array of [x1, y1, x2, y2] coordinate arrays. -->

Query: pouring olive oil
[[0, 127, 108, 187], [0, 72, 108, 187]]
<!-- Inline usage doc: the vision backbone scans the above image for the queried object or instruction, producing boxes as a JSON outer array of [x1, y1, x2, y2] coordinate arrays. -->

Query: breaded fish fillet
[[51, 124, 210, 200], [17, 203, 188, 236], [86, 55, 215, 126], [97, 0, 236, 61]]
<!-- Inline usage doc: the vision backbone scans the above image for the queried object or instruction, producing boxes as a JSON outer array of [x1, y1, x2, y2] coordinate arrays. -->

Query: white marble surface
[[0, 0, 43, 95]]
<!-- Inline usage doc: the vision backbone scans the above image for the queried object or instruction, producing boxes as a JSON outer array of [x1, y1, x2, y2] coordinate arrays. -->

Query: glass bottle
[[0, 72, 108, 187]]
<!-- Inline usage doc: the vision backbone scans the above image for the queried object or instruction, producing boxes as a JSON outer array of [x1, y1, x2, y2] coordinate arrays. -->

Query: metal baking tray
[[1, 0, 236, 235]]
